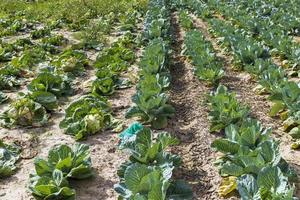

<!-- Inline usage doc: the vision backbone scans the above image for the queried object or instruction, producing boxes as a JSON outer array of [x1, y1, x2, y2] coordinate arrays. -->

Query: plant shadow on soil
[[73, 130, 126, 200], [70, 172, 114, 200]]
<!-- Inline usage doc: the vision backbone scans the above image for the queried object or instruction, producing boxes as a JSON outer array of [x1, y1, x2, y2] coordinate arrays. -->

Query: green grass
[[0, 0, 147, 26]]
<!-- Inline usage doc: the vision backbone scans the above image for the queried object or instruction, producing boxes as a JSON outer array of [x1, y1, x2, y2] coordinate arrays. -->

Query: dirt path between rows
[[165, 12, 221, 200], [190, 14, 300, 197]]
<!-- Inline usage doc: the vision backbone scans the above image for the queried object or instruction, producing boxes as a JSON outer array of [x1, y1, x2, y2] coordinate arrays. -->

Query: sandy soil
[[294, 36, 300, 43]]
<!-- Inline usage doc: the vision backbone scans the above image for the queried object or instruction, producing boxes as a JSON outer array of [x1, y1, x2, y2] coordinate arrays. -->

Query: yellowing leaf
[[291, 140, 300, 150], [283, 117, 296, 132], [270, 101, 285, 117], [280, 110, 289, 121], [218, 176, 237, 197]]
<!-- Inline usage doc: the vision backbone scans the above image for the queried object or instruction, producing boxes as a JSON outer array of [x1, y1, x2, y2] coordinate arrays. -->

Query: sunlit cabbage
[[0, 75, 20, 90], [84, 112, 105, 134], [0, 97, 48, 128], [53, 50, 88, 75], [60, 95, 112, 140], [33, 143, 93, 179]]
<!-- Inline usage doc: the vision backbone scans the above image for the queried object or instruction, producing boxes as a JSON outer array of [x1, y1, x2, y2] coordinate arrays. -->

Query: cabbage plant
[[208, 85, 250, 132], [115, 123, 192, 200], [29, 143, 93, 199], [0, 97, 48, 128], [33, 143, 93, 179], [60, 95, 112, 140], [28, 72, 73, 97], [0, 140, 21, 178], [118, 126, 181, 166], [115, 163, 192, 200], [0, 75, 20, 90], [238, 167, 296, 200], [53, 49, 88, 75]]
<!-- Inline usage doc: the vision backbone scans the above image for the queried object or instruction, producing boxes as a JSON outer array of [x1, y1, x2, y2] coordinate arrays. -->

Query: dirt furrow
[[165, 12, 221, 200]]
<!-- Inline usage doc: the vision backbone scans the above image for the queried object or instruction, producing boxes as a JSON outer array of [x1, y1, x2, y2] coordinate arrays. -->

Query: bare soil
[[294, 36, 300, 43], [165, 12, 222, 200]]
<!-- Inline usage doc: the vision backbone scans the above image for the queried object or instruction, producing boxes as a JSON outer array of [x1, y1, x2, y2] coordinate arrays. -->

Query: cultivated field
[[0, 0, 300, 199]]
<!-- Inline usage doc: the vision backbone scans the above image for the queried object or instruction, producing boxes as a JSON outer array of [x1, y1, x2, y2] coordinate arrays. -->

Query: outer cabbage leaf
[[29, 169, 75, 200], [0, 75, 20, 90], [0, 92, 8, 104], [0, 140, 21, 178]]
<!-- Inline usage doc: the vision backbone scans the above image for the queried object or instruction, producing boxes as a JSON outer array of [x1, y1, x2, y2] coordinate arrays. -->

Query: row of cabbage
[[209, 85, 297, 199], [114, 0, 192, 199], [206, 0, 300, 74], [252, 0, 300, 35], [125, 0, 174, 129], [183, 27, 224, 85], [0, 8, 117, 37], [180, 18, 298, 199], [263, 0, 300, 24], [0, 11, 62, 37], [207, 20, 300, 149], [175, 0, 300, 149]]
